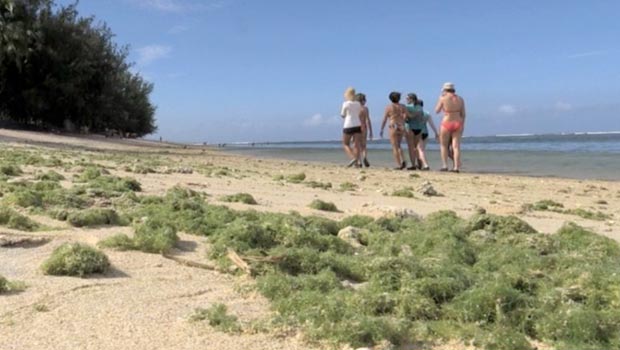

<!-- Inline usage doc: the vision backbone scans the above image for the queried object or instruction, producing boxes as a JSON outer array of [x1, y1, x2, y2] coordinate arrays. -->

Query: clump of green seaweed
[[0, 275, 26, 294], [66, 208, 127, 227], [524, 199, 612, 221], [191, 204, 620, 349], [391, 187, 415, 198], [98, 217, 178, 253], [0, 206, 41, 231], [41, 243, 110, 277], [189, 303, 241, 333], [220, 193, 257, 205], [308, 199, 339, 212]]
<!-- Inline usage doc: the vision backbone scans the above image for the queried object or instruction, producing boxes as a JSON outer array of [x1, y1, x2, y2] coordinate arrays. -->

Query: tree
[[0, 0, 157, 136]]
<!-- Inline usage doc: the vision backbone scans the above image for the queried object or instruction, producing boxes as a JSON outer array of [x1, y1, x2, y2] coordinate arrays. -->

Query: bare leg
[[404, 131, 418, 168], [342, 133, 356, 160], [353, 133, 361, 166], [390, 129, 403, 167], [452, 131, 463, 171], [360, 132, 369, 166], [440, 128, 451, 170], [417, 137, 429, 168]]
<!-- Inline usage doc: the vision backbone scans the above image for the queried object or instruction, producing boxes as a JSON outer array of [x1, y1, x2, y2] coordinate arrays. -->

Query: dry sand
[[1, 129, 618, 350]]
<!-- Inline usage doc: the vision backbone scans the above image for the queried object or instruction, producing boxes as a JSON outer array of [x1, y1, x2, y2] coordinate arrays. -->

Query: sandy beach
[[1, 129, 618, 350]]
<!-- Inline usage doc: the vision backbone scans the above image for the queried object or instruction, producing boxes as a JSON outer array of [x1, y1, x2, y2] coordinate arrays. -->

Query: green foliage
[[98, 233, 135, 251], [97, 218, 178, 254], [2, 189, 43, 207], [0, 163, 22, 176], [531, 199, 564, 210], [0, 0, 157, 135], [126, 164, 155, 174], [339, 182, 358, 191], [0, 205, 40, 231], [340, 215, 375, 228], [391, 188, 415, 198], [309, 199, 339, 212], [304, 180, 332, 190], [524, 200, 612, 221], [67, 208, 126, 227], [131, 217, 178, 253], [75, 170, 141, 198], [77, 166, 106, 181], [34, 170, 65, 181], [564, 208, 612, 221], [41, 243, 110, 277], [286, 172, 306, 184], [220, 192, 257, 205], [0, 275, 8, 293], [190, 303, 241, 333], [0, 274, 26, 294], [201, 206, 620, 349]]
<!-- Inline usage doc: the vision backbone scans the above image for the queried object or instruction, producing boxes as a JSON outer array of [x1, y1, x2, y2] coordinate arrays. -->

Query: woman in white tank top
[[340, 87, 363, 167]]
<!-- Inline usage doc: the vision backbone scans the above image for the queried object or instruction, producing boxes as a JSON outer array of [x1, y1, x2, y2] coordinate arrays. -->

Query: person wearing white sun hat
[[435, 82, 466, 172]]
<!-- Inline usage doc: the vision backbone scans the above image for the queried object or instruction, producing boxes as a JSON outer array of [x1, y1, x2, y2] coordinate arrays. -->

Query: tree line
[[0, 0, 156, 136]]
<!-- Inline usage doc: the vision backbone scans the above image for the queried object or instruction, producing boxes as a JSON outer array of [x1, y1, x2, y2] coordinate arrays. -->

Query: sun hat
[[442, 82, 455, 91]]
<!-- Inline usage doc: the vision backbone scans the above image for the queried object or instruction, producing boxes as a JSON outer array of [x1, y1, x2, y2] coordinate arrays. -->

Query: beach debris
[[0, 234, 50, 248], [226, 248, 251, 274], [164, 166, 193, 174], [341, 279, 368, 291], [381, 206, 420, 219], [474, 206, 487, 215], [337, 226, 365, 249], [417, 181, 440, 197], [176, 167, 194, 174], [400, 244, 413, 257], [470, 229, 495, 243]]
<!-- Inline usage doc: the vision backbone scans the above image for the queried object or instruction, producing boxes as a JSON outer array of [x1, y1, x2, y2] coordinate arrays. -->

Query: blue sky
[[59, 0, 620, 142]]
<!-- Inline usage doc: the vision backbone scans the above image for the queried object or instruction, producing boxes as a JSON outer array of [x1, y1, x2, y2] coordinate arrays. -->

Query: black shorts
[[411, 129, 422, 136], [422, 133, 429, 140], [343, 126, 362, 135]]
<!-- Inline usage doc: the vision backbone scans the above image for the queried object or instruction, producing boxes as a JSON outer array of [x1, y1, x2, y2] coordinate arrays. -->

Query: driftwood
[[226, 248, 252, 274], [162, 253, 221, 271], [162, 249, 281, 275], [0, 233, 51, 248]]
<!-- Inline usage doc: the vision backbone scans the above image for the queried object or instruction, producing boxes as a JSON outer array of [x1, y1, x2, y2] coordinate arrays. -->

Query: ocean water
[[221, 133, 620, 181]]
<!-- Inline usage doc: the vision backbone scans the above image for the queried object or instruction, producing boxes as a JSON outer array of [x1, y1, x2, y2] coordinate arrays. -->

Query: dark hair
[[355, 93, 366, 103], [444, 88, 455, 93], [415, 99, 424, 107], [389, 92, 401, 103], [406, 93, 417, 102]]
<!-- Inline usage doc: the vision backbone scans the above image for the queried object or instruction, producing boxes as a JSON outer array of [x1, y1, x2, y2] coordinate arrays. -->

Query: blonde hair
[[344, 87, 356, 101]]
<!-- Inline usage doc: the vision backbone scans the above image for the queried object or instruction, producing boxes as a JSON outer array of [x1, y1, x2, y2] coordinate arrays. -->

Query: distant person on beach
[[380, 91, 408, 169], [435, 82, 466, 172], [404, 93, 423, 170], [415, 99, 438, 170], [356, 93, 373, 167], [340, 87, 363, 167]]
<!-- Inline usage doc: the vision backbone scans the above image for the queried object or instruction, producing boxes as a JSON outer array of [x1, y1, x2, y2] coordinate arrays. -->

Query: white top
[[340, 100, 362, 128]]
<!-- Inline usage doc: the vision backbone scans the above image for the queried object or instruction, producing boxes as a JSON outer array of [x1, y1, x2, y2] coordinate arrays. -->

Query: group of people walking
[[340, 82, 466, 172]]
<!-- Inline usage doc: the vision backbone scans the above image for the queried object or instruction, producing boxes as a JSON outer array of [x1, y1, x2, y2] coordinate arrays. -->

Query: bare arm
[[434, 97, 443, 114], [366, 108, 373, 139], [460, 98, 466, 133], [380, 106, 390, 138], [427, 114, 439, 137]]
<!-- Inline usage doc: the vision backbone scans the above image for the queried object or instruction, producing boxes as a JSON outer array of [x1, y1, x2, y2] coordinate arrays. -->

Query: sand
[[1, 129, 618, 350]]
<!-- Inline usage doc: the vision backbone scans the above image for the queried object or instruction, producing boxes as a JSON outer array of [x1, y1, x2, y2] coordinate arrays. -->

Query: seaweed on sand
[[41, 243, 110, 277]]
